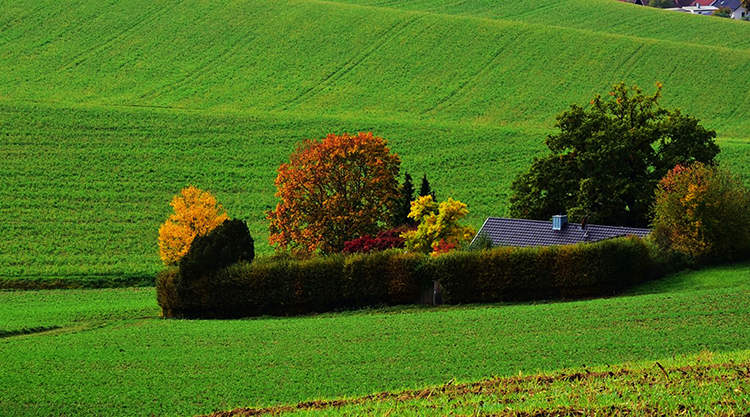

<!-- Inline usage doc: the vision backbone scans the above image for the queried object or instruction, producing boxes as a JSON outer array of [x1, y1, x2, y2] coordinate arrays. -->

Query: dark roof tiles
[[712, 0, 743, 10], [474, 217, 651, 248]]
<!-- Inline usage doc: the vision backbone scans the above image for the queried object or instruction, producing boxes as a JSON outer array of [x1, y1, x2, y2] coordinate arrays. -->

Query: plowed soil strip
[[205, 360, 750, 416]]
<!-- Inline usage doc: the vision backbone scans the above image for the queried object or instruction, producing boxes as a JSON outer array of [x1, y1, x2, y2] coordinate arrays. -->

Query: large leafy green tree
[[509, 82, 719, 227]]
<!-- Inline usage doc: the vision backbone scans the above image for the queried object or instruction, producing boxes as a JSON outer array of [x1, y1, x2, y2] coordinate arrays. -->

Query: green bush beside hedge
[[157, 236, 660, 318]]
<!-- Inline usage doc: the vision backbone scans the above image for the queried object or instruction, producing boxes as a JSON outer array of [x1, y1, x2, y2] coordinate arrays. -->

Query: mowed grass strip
[[208, 349, 750, 416], [0, 287, 159, 333], [0, 263, 748, 416]]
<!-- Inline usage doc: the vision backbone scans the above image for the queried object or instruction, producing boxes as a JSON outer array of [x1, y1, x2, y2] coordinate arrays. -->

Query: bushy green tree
[[713, 7, 732, 17], [651, 163, 750, 264], [179, 218, 255, 280], [509, 82, 719, 227]]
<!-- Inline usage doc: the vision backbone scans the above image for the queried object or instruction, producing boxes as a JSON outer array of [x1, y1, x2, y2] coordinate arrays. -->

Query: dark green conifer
[[419, 173, 436, 200], [393, 172, 415, 226]]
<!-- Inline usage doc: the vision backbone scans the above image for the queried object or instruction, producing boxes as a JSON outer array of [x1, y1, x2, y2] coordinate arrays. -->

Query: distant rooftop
[[472, 215, 651, 248], [712, 0, 743, 10]]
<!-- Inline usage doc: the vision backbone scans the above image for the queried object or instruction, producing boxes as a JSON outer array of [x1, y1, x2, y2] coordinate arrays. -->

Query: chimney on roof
[[552, 214, 567, 231]]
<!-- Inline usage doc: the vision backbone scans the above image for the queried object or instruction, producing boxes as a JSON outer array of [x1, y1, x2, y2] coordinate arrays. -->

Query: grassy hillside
[[3, 0, 750, 131], [0, 102, 540, 278], [1, 262, 748, 415], [1, 0, 750, 279], [217, 351, 750, 415], [334, 0, 750, 51]]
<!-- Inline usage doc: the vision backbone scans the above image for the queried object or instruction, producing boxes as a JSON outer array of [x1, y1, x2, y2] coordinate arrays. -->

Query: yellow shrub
[[401, 196, 475, 256], [158, 186, 229, 265]]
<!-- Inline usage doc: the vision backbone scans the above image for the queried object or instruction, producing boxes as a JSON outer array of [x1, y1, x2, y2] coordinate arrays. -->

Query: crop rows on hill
[[2, 0, 750, 134], [331, 0, 750, 51], [0, 101, 541, 279], [1, 104, 748, 280], [2, 0, 750, 280]]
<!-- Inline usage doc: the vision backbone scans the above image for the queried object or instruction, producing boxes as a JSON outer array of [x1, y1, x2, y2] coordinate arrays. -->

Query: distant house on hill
[[617, 0, 748, 17], [471, 215, 651, 248], [711, 0, 748, 18], [681, 4, 719, 13]]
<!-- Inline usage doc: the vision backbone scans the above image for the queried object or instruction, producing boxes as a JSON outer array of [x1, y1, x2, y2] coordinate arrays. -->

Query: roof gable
[[473, 217, 651, 248]]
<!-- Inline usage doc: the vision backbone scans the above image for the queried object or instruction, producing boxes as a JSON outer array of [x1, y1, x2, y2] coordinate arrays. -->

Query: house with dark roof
[[711, 0, 748, 18], [471, 215, 651, 248]]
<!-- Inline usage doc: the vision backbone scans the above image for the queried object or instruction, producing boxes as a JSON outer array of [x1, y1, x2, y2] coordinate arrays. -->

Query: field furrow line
[[0, 2, 45, 39], [280, 14, 424, 111], [608, 43, 645, 81], [140, 30, 258, 103], [422, 33, 517, 116], [54, 0, 188, 75]]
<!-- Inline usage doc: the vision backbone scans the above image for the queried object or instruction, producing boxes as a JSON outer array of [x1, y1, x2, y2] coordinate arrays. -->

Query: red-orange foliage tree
[[267, 132, 401, 254], [652, 163, 750, 263]]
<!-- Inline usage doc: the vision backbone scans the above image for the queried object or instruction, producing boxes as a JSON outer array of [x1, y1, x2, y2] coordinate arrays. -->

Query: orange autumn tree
[[158, 186, 229, 265], [267, 132, 401, 254], [652, 163, 750, 263]]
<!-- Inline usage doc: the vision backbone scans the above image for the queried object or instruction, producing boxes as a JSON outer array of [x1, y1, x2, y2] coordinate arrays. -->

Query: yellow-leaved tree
[[651, 163, 750, 264], [158, 186, 229, 265], [401, 195, 475, 256]]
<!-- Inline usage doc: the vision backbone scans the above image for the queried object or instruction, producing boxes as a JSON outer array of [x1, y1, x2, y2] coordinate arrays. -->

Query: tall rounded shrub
[[179, 218, 255, 281]]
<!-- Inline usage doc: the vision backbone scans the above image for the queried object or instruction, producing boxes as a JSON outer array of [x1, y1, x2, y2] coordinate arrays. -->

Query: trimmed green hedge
[[435, 236, 657, 304], [157, 250, 430, 318], [156, 236, 660, 318], [1, 274, 155, 290]]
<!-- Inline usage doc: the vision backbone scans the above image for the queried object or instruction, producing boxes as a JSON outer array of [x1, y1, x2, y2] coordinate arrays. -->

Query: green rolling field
[[2, 0, 750, 279], [2, 2, 750, 414], [1, 262, 749, 415]]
